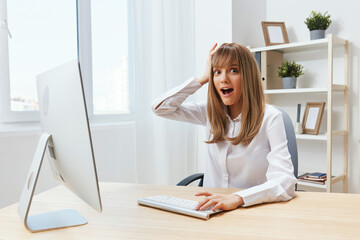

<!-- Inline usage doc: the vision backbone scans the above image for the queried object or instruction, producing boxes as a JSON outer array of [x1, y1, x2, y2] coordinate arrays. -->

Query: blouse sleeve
[[151, 77, 207, 126], [234, 110, 298, 207]]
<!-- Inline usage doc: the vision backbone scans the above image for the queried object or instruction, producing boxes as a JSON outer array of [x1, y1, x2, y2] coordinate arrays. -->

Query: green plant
[[278, 61, 304, 78], [304, 11, 332, 31]]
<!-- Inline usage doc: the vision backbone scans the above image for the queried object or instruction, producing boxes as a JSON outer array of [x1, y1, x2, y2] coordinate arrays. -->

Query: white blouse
[[152, 77, 297, 207]]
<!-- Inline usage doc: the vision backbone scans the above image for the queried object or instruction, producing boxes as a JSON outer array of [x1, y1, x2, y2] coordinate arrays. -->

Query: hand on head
[[196, 43, 218, 85], [194, 191, 244, 211]]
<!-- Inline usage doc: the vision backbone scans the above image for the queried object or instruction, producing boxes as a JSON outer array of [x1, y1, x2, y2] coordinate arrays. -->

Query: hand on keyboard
[[137, 195, 223, 220], [195, 191, 244, 211]]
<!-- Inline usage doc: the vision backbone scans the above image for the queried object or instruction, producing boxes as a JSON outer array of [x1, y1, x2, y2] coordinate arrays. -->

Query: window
[[8, 0, 77, 112], [0, 0, 132, 123], [0, 0, 77, 122], [91, 0, 131, 115]]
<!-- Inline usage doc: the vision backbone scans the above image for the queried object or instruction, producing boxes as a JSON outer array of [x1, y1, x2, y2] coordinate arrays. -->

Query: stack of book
[[298, 172, 327, 185]]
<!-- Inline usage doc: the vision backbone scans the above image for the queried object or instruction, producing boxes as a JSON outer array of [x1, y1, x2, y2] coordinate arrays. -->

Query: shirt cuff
[[233, 188, 260, 207], [233, 184, 281, 207]]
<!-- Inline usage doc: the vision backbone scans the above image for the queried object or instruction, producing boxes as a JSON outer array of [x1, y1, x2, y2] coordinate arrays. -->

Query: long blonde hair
[[206, 43, 265, 145]]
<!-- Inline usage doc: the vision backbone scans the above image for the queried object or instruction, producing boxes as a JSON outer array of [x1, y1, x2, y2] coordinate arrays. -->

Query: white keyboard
[[137, 195, 222, 220]]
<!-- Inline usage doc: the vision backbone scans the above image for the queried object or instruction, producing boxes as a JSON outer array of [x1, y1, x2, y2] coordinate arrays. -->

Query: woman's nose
[[219, 72, 229, 83]]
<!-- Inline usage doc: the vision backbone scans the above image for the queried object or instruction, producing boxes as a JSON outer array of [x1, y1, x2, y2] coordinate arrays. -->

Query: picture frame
[[261, 21, 289, 46], [302, 102, 326, 135]]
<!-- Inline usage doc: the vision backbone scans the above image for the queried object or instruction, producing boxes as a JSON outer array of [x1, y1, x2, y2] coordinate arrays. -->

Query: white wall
[[0, 131, 54, 208], [90, 123, 136, 183], [232, 0, 266, 47]]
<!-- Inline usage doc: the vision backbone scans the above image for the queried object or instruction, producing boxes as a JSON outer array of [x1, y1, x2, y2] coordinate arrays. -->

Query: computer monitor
[[18, 60, 102, 232]]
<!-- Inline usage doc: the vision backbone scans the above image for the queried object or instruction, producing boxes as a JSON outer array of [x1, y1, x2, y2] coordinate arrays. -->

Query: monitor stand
[[18, 133, 88, 232]]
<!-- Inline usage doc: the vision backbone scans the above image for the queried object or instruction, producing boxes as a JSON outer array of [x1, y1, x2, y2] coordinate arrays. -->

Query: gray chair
[[177, 107, 298, 188]]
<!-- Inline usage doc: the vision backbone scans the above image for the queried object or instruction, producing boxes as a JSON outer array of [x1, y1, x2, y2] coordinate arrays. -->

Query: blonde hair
[[206, 43, 265, 145]]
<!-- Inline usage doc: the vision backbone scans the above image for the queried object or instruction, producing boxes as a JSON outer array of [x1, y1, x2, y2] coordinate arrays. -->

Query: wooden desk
[[1, 183, 360, 239]]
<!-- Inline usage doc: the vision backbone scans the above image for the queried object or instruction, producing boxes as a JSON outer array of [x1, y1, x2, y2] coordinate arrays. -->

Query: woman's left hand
[[195, 191, 244, 211]]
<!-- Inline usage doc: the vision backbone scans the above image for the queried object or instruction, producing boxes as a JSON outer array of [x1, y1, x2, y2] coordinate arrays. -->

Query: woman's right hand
[[197, 43, 218, 85]]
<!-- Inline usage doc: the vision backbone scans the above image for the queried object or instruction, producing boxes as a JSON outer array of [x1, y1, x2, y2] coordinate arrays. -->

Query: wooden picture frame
[[261, 21, 289, 46], [302, 102, 326, 135]]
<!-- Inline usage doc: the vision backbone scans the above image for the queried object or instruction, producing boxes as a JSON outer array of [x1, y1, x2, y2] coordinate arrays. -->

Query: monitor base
[[17, 133, 88, 232], [27, 209, 87, 232]]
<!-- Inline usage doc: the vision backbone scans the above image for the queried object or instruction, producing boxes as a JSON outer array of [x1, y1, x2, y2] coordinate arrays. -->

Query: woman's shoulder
[[264, 104, 282, 117], [262, 104, 283, 125]]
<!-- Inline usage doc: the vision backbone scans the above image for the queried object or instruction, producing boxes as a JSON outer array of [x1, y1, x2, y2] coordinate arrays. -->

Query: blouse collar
[[224, 106, 241, 122]]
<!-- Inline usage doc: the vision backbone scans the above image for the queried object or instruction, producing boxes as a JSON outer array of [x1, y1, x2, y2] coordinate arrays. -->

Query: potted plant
[[278, 60, 304, 89], [304, 11, 332, 40]]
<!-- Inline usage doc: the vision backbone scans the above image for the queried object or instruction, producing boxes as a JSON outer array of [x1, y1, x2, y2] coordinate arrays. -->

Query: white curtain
[[130, 0, 198, 184]]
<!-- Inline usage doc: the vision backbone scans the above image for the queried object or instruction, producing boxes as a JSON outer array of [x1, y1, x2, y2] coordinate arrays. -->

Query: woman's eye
[[214, 70, 221, 74], [231, 68, 238, 73]]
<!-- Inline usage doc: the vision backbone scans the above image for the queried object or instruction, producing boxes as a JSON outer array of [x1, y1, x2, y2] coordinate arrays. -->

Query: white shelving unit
[[296, 180, 327, 189], [296, 134, 327, 141], [264, 86, 345, 95], [250, 34, 349, 192]]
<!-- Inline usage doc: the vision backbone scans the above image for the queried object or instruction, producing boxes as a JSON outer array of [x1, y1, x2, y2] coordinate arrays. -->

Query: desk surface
[[1, 183, 360, 239]]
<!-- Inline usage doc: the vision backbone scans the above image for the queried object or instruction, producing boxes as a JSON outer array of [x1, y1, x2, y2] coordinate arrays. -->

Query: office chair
[[176, 107, 299, 188]]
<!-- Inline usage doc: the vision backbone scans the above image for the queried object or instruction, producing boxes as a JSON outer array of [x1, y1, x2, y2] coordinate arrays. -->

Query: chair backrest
[[274, 107, 298, 178]]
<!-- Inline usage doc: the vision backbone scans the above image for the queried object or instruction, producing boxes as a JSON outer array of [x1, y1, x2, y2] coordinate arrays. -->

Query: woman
[[152, 43, 297, 212]]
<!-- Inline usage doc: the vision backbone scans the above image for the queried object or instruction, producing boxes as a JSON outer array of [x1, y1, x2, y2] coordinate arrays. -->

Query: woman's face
[[213, 62, 242, 108]]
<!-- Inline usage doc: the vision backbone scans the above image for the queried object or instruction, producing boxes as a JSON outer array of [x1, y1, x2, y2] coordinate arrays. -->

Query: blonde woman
[[152, 43, 297, 211]]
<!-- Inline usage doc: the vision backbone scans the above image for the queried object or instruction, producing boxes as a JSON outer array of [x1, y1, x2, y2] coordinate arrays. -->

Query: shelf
[[265, 88, 327, 94], [332, 84, 346, 91], [332, 130, 347, 137], [296, 134, 327, 141], [296, 131, 346, 141], [297, 175, 345, 189], [250, 34, 347, 54], [297, 181, 327, 189], [331, 175, 345, 184], [264, 85, 346, 94]]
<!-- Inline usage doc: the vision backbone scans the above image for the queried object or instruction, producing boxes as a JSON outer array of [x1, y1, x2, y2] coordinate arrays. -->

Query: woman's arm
[[234, 110, 297, 207], [151, 77, 207, 125]]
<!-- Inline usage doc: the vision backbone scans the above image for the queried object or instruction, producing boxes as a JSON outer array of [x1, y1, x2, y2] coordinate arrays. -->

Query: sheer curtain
[[130, 0, 198, 184]]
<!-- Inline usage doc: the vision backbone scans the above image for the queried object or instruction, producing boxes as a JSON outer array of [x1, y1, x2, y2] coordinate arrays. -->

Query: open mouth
[[221, 88, 234, 95]]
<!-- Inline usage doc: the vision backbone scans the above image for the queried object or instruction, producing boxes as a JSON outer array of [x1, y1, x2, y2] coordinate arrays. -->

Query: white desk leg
[[17, 133, 87, 232]]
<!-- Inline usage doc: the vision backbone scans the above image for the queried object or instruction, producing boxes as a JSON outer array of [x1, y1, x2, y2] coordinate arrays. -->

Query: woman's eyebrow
[[213, 64, 238, 69]]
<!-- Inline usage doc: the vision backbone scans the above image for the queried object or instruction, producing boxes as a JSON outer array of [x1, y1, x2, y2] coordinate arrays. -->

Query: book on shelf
[[306, 172, 326, 179], [298, 172, 327, 185]]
